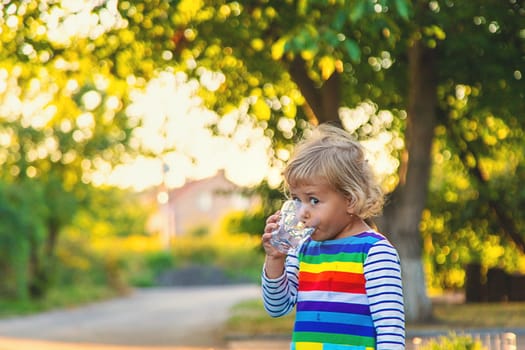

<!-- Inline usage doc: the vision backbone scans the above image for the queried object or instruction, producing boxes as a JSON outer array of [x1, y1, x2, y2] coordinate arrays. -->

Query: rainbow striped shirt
[[262, 231, 405, 350]]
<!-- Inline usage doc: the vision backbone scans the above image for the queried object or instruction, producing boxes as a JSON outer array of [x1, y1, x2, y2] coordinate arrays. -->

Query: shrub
[[416, 333, 486, 350]]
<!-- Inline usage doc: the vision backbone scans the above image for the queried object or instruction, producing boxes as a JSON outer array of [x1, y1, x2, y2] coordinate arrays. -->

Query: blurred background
[[0, 0, 524, 333]]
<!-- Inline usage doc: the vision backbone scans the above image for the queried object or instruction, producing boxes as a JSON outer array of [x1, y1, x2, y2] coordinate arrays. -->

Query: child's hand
[[262, 210, 287, 279], [262, 211, 286, 258]]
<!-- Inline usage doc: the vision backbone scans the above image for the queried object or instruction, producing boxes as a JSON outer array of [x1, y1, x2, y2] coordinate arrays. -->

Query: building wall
[[169, 171, 253, 235], [148, 171, 257, 239]]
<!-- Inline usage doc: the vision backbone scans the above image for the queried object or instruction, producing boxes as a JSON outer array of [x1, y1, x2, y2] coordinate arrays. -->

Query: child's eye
[[309, 197, 319, 205]]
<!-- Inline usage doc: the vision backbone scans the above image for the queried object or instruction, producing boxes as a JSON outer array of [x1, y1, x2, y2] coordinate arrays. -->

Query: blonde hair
[[283, 124, 384, 219]]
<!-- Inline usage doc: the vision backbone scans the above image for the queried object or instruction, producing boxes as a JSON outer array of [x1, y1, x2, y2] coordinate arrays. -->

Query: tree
[[124, 0, 524, 321], [0, 0, 135, 297], [148, 0, 432, 321], [2, 1, 523, 322]]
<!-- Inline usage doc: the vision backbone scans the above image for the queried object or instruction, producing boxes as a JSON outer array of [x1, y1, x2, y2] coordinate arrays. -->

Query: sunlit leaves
[[250, 38, 264, 52], [271, 37, 287, 60], [428, 93, 525, 289], [1, 0, 523, 298], [422, 25, 447, 48], [252, 98, 271, 121], [0, 0, 140, 298], [174, 0, 411, 127], [138, 0, 525, 296], [318, 56, 336, 80], [266, 0, 406, 70], [173, 0, 205, 23]]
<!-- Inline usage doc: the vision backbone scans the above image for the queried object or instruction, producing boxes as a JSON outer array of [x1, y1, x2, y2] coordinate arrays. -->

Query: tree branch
[[318, 72, 341, 124], [287, 56, 321, 124]]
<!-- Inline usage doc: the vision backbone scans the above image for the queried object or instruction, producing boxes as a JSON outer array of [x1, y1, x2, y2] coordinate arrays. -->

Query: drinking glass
[[270, 199, 316, 253]]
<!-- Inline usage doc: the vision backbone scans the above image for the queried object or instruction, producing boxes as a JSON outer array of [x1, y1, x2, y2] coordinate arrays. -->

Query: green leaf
[[322, 28, 341, 47], [343, 38, 361, 62], [297, 0, 309, 16], [290, 27, 317, 52], [349, 0, 366, 22], [331, 9, 347, 31], [394, 0, 412, 20]]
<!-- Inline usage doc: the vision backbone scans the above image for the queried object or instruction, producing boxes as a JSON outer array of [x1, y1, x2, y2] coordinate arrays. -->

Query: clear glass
[[270, 199, 316, 253]]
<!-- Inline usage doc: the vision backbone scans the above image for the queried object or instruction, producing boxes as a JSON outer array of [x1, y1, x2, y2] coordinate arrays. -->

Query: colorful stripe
[[262, 231, 405, 350], [292, 331, 375, 347], [293, 342, 375, 350], [296, 300, 371, 314], [299, 271, 366, 293], [299, 260, 363, 274], [295, 310, 374, 326]]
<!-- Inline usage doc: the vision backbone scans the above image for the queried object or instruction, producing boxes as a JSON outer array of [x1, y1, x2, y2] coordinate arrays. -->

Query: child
[[261, 123, 405, 350]]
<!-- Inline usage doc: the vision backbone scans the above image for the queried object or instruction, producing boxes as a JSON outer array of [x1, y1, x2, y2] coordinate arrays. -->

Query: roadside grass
[[0, 232, 263, 320], [226, 299, 296, 338], [225, 298, 525, 338], [0, 285, 119, 319], [430, 302, 525, 329]]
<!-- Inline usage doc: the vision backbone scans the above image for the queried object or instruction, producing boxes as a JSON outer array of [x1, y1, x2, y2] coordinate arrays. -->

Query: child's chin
[[310, 233, 322, 241]]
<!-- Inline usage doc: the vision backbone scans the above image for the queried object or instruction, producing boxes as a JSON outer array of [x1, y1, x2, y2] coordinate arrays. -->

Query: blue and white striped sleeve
[[364, 239, 406, 350], [261, 253, 300, 317]]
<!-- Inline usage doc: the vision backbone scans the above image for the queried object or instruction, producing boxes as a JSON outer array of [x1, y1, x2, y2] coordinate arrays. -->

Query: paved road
[[1, 285, 523, 350], [0, 285, 261, 349]]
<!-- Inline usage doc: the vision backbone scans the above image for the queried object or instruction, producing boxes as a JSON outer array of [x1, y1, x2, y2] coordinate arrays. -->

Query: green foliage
[[187, 225, 211, 237], [167, 1, 525, 323], [55, 185, 154, 288], [171, 225, 264, 283], [1, 0, 524, 314], [169, 0, 412, 117], [423, 103, 525, 289], [74, 186, 153, 238], [122, 250, 176, 287], [220, 209, 266, 237], [418, 333, 486, 350], [0, 0, 137, 299], [0, 182, 153, 301], [0, 180, 48, 299], [429, 0, 525, 266], [145, 250, 176, 274]]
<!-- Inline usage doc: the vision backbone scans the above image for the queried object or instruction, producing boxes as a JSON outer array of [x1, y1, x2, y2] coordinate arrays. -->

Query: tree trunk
[[290, 43, 435, 321], [288, 56, 341, 124], [28, 221, 59, 298], [379, 40, 436, 322]]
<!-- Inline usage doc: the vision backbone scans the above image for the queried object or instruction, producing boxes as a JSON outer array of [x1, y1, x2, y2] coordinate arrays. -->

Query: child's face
[[289, 180, 362, 241]]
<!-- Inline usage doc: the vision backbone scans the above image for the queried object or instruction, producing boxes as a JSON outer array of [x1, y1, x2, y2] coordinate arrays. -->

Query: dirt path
[[0, 285, 261, 350]]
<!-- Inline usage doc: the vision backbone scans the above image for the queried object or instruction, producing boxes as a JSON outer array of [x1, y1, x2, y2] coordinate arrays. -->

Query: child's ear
[[345, 197, 355, 215]]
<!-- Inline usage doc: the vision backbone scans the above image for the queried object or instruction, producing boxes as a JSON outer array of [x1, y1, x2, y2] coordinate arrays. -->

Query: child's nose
[[297, 205, 308, 221]]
